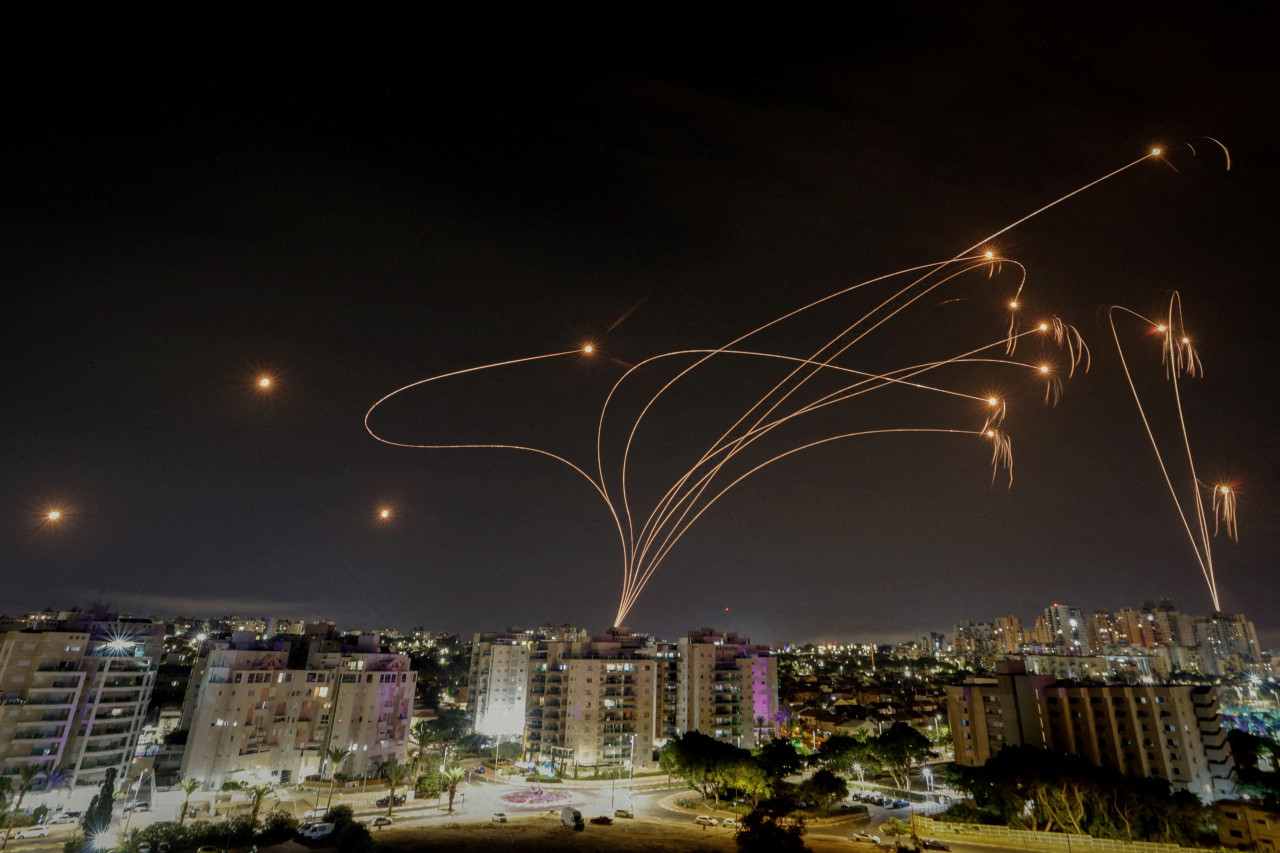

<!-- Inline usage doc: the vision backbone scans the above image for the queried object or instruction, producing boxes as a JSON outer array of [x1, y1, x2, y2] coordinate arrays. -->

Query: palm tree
[[440, 767, 467, 813], [408, 722, 430, 775], [0, 765, 44, 851], [379, 763, 407, 817], [114, 827, 145, 853], [324, 747, 352, 811], [247, 784, 275, 824], [177, 777, 201, 826]]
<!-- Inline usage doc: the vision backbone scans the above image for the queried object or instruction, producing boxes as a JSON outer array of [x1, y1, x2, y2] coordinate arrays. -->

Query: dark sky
[[3, 9, 1277, 646]]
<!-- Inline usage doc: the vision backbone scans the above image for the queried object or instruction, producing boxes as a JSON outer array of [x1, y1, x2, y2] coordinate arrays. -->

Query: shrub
[[258, 811, 300, 844], [334, 821, 375, 853], [325, 804, 355, 826]]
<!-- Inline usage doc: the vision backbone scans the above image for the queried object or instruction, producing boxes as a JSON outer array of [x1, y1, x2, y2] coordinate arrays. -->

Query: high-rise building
[[1044, 603, 1087, 655], [179, 633, 414, 789], [947, 660, 1235, 802], [1192, 613, 1260, 676], [473, 626, 779, 773], [468, 630, 536, 736], [676, 629, 777, 749], [0, 610, 161, 790]]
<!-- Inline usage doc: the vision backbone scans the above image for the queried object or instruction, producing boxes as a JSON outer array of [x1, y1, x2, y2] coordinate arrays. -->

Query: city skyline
[[2, 10, 1277, 646]]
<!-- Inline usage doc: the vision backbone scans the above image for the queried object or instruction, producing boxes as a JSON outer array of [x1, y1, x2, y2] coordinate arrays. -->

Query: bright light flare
[[258, 376, 272, 388], [379, 508, 391, 520], [987, 397, 998, 406], [582, 345, 595, 354], [47, 510, 61, 521], [1009, 301, 1018, 309]]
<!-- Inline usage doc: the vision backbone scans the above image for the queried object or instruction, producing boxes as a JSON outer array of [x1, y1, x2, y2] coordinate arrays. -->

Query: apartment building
[[467, 630, 535, 736], [947, 660, 1235, 801], [0, 612, 160, 790], [475, 626, 779, 772], [676, 628, 777, 749], [180, 633, 414, 789]]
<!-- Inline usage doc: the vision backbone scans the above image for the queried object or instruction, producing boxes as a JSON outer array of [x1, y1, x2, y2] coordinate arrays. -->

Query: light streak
[[1108, 295, 1234, 611], [367, 147, 1198, 627]]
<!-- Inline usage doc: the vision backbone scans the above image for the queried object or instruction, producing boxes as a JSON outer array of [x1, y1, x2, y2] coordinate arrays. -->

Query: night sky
[[3, 9, 1277, 646]]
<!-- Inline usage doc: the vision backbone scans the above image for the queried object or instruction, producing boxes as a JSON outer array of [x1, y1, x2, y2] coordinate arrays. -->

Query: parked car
[[614, 809, 634, 819], [892, 799, 910, 809], [299, 823, 335, 841], [370, 817, 392, 828], [560, 807, 584, 831], [492, 813, 508, 823], [15, 827, 50, 839], [137, 843, 152, 853], [590, 815, 613, 826], [48, 815, 79, 825], [475, 765, 487, 774], [853, 830, 881, 844], [694, 815, 718, 826], [374, 794, 406, 808], [721, 817, 739, 830], [921, 840, 950, 851]]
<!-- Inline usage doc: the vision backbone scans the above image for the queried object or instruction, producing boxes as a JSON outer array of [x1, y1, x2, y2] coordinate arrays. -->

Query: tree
[[177, 778, 201, 826], [247, 784, 275, 824], [114, 827, 145, 853], [880, 817, 910, 848], [0, 765, 44, 851], [440, 767, 467, 812], [408, 722, 430, 775], [723, 758, 773, 809], [868, 723, 935, 792], [325, 746, 353, 810], [799, 769, 848, 812], [379, 763, 408, 817], [418, 709, 467, 767], [659, 731, 748, 806], [816, 734, 872, 776], [756, 737, 804, 780], [735, 808, 807, 853], [83, 768, 117, 840]]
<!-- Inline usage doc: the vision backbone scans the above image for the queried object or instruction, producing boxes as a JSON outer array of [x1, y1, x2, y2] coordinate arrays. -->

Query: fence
[[911, 816, 1185, 853]]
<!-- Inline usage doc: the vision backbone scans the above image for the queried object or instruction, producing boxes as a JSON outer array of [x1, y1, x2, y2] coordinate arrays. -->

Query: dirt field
[[370, 813, 860, 851]]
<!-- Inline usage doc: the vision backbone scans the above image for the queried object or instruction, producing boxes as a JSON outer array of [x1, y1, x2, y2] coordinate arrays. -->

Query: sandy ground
[[366, 813, 863, 851]]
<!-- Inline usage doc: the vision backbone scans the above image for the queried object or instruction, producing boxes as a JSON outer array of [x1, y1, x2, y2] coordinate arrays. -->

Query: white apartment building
[[180, 634, 414, 789], [676, 629, 778, 749], [468, 631, 534, 737], [473, 626, 779, 772]]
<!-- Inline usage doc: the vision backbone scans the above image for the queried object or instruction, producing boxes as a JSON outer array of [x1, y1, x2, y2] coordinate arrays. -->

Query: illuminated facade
[[180, 634, 414, 789], [675, 629, 777, 749], [947, 660, 1235, 802], [0, 614, 160, 789], [467, 631, 534, 736], [504, 626, 779, 770]]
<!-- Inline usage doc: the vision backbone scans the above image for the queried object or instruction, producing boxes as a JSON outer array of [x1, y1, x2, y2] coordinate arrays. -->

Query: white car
[[853, 830, 881, 844], [492, 812, 508, 823], [721, 817, 739, 829], [694, 815, 718, 826], [15, 827, 50, 839]]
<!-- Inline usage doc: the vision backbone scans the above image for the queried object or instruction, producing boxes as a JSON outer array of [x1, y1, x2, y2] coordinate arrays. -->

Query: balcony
[[12, 730, 63, 741]]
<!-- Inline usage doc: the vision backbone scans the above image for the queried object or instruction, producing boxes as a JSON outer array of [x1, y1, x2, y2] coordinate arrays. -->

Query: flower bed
[[498, 789, 572, 807]]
